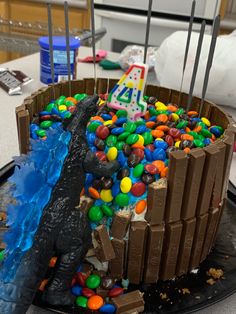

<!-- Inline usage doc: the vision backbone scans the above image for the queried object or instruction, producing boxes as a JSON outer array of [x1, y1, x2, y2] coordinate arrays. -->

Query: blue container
[[38, 36, 80, 84]]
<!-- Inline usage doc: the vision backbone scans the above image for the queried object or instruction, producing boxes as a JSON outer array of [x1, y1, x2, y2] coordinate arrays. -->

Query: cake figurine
[[0, 95, 119, 313]]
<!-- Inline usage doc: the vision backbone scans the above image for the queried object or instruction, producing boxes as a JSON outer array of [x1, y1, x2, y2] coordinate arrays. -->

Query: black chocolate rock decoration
[[0, 96, 120, 313]]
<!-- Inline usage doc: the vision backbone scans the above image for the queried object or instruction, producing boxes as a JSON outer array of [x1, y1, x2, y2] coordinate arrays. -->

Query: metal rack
[[0, 17, 106, 55]]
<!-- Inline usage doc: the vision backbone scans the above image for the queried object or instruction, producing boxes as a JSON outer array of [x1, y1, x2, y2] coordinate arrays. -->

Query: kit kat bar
[[222, 131, 235, 199], [0, 227, 7, 249], [17, 110, 30, 154], [144, 224, 165, 283], [145, 178, 167, 225], [165, 151, 188, 222], [189, 213, 208, 270], [160, 221, 182, 281], [127, 222, 148, 284], [196, 144, 220, 216], [211, 199, 225, 247], [201, 208, 220, 262], [211, 142, 226, 208], [181, 149, 206, 220], [109, 239, 126, 280], [176, 218, 196, 276], [94, 225, 115, 262], [85, 78, 95, 95], [111, 290, 144, 314], [110, 211, 131, 240]]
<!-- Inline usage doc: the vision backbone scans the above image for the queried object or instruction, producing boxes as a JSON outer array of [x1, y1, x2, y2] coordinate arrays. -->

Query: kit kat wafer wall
[[15, 80, 235, 282]]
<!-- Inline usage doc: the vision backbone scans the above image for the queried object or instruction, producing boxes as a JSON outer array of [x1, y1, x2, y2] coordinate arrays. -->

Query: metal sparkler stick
[[143, 0, 153, 64], [64, 1, 72, 96], [90, 0, 97, 94], [47, 2, 55, 99]]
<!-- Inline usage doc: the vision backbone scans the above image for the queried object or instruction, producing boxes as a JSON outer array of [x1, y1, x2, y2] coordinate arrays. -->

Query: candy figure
[[0, 95, 120, 314], [107, 63, 148, 120]]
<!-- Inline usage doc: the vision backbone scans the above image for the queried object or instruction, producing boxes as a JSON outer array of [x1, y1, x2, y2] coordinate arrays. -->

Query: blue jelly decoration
[[135, 125, 147, 134], [153, 148, 166, 161], [154, 140, 168, 150], [99, 304, 116, 313], [71, 284, 82, 296], [111, 127, 124, 135], [39, 111, 51, 116], [115, 117, 127, 126], [144, 148, 153, 161]]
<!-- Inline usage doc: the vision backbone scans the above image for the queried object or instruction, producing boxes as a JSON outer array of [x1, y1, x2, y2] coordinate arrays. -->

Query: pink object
[[97, 50, 107, 58]]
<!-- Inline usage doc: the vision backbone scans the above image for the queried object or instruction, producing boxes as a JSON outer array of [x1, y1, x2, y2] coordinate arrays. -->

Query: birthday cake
[[0, 66, 235, 313]]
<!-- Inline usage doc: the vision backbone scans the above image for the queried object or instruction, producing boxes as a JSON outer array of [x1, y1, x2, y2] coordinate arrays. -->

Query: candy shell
[[108, 287, 124, 298], [36, 129, 46, 138], [107, 147, 118, 161], [106, 135, 117, 147], [101, 177, 113, 189], [132, 148, 144, 160], [135, 200, 147, 214], [145, 164, 158, 175], [141, 173, 155, 185], [82, 287, 96, 298], [133, 164, 144, 178], [131, 182, 146, 197], [115, 193, 129, 207], [96, 151, 107, 162], [201, 117, 211, 127], [40, 120, 53, 129], [87, 295, 104, 310], [72, 284, 83, 296], [88, 187, 100, 199], [142, 132, 153, 145], [49, 256, 57, 267], [111, 127, 124, 135], [193, 139, 204, 148], [76, 295, 88, 308], [124, 121, 137, 133], [117, 168, 130, 180], [136, 134, 145, 146], [86, 274, 101, 289], [74, 93, 87, 101], [100, 189, 113, 203], [96, 125, 110, 139], [58, 104, 67, 111], [88, 206, 103, 222], [118, 131, 130, 141], [112, 181, 120, 197], [120, 177, 132, 193], [101, 205, 113, 217], [135, 125, 146, 134], [144, 148, 153, 161], [88, 121, 102, 132], [153, 148, 166, 161], [77, 272, 86, 286], [127, 154, 141, 168], [126, 134, 139, 145], [99, 303, 116, 313]]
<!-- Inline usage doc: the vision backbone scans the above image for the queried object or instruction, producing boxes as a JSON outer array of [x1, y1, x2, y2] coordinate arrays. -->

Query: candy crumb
[[206, 268, 224, 279], [182, 288, 190, 295], [160, 292, 168, 300], [206, 278, 216, 285]]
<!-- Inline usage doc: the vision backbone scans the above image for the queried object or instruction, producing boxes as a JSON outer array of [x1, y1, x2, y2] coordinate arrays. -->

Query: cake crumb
[[182, 288, 190, 295], [160, 292, 168, 300], [207, 268, 224, 279], [206, 278, 216, 285]]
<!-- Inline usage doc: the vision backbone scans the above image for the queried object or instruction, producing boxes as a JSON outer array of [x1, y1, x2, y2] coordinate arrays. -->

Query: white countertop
[[0, 46, 236, 313]]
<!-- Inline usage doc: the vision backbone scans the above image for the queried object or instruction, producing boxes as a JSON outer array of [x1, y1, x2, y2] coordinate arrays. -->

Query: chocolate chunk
[[160, 221, 182, 281], [201, 208, 220, 262], [110, 211, 131, 240], [144, 224, 165, 283], [147, 96, 157, 104], [101, 276, 115, 290], [111, 290, 144, 314], [109, 239, 126, 280], [94, 225, 115, 262], [181, 148, 206, 220], [127, 222, 148, 284], [189, 213, 209, 269], [211, 142, 226, 207], [145, 178, 167, 225], [165, 151, 188, 222], [141, 173, 155, 185], [95, 138, 105, 151], [196, 144, 220, 215], [176, 218, 196, 276]]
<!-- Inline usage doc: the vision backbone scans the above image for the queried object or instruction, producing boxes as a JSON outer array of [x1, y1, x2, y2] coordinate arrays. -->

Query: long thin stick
[[186, 20, 206, 112], [90, 0, 96, 94], [47, 2, 55, 98], [64, 1, 71, 96], [212, 0, 219, 34], [199, 15, 220, 117], [178, 0, 196, 105], [143, 0, 153, 64]]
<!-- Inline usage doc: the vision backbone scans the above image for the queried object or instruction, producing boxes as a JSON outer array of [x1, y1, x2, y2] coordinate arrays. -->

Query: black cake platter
[[1, 162, 236, 314]]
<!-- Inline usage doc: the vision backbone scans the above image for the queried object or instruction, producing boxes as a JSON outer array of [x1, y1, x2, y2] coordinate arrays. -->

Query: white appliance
[[94, 0, 220, 52]]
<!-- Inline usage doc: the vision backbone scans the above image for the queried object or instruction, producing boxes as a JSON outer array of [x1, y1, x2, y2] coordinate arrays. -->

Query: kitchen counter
[[25, 0, 87, 8], [0, 47, 236, 314]]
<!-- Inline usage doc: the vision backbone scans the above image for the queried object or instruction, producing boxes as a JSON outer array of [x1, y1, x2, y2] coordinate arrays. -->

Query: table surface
[[0, 46, 236, 313]]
